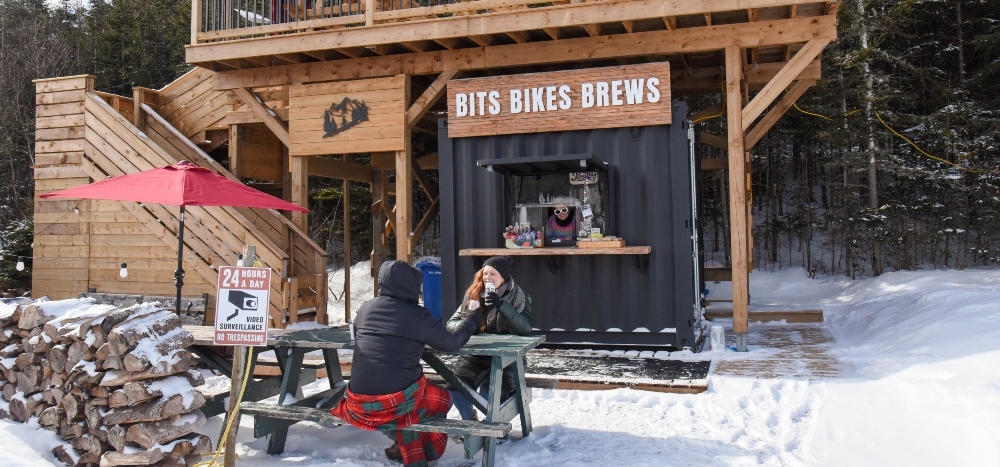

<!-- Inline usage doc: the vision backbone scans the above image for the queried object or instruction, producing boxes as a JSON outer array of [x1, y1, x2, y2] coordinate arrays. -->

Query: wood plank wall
[[32, 75, 217, 310], [33, 76, 94, 298]]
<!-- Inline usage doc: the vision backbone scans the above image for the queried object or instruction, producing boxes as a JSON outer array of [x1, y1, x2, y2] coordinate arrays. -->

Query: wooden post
[[365, 0, 375, 25], [190, 0, 201, 45], [223, 245, 256, 467], [371, 171, 387, 294], [290, 156, 308, 231], [343, 174, 352, 324], [227, 124, 240, 176], [725, 46, 750, 351], [395, 75, 412, 263]]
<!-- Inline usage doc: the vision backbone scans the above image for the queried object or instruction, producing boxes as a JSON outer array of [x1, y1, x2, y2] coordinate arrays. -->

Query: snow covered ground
[[4, 267, 1000, 466]]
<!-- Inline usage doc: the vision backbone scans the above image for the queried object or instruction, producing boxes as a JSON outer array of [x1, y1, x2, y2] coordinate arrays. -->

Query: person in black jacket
[[334, 260, 484, 464], [446, 255, 532, 422]]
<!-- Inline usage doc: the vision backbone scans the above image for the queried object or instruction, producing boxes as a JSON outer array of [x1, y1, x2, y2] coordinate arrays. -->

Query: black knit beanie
[[483, 255, 513, 282]]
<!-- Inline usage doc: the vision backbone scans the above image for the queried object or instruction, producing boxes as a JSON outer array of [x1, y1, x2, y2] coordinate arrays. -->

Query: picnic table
[[183, 325, 544, 466]]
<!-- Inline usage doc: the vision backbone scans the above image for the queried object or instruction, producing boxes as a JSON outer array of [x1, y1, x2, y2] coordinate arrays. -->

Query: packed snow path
[[3, 267, 999, 465]]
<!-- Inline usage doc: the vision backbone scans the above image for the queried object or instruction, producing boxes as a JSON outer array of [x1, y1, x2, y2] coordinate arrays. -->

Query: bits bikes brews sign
[[213, 266, 272, 346], [447, 63, 671, 138]]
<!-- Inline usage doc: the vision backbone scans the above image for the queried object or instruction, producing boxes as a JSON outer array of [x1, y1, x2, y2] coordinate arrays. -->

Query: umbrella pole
[[174, 206, 186, 315]]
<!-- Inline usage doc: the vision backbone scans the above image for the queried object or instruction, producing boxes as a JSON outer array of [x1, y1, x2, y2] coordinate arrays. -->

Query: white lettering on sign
[[447, 63, 671, 137], [214, 266, 272, 346]]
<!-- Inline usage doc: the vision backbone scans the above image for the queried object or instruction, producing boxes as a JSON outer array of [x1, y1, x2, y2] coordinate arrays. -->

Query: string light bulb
[[73, 207, 80, 215], [16, 258, 25, 271], [119, 263, 128, 278]]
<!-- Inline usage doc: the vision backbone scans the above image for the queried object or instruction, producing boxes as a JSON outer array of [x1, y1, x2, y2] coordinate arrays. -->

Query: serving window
[[477, 155, 614, 246]]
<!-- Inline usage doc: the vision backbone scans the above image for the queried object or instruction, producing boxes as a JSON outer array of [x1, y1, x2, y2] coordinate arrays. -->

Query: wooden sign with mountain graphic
[[289, 75, 406, 155]]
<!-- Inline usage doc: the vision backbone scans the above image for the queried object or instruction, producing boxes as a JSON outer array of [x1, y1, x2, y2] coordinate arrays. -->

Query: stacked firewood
[[0, 300, 212, 466]]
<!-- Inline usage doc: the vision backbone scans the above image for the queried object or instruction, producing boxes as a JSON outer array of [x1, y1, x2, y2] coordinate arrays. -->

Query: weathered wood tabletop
[[183, 324, 544, 466], [184, 325, 544, 355]]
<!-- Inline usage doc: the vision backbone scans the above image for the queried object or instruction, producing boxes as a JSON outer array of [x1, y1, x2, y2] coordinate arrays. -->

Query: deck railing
[[191, 0, 564, 45]]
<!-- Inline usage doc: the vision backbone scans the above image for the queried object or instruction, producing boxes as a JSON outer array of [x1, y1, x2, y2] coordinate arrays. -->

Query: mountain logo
[[323, 97, 369, 138]]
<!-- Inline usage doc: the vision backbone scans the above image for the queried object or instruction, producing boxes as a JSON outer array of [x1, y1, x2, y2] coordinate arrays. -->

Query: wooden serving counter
[[459, 247, 651, 256]]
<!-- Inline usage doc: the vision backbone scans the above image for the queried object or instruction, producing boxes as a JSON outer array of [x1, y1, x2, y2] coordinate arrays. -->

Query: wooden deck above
[[190, 0, 839, 95]]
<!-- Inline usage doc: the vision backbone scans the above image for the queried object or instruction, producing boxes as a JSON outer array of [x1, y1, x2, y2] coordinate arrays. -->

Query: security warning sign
[[213, 266, 271, 346]]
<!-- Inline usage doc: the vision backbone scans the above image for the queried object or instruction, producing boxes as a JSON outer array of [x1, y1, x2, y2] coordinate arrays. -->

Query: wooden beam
[[700, 157, 728, 171], [663, 16, 676, 30], [543, 28, 561, 40], [406, 70, 459, 129], [506, 30, 530, 44], [396, 75, 412, 263], [581, 24, 601, 37], [371, 170, 387, 291], [371, 151, 438, 171], [343, 177, 352, 323], [290, 155, 308, 231], [189, 0, 831, 63], [725, 46, 750, 339], [308, 157, 374, 183], [232, 87, 290, 147], [212, 16, 837, 90], [704, 13, 713, 26], [700, 132, 728, 150], [746, 79, 815, 148], [742, 38, 830, 130], [411, 158, 438, 201], [409, 198, 439, 253], [691, 103, 723, 122]]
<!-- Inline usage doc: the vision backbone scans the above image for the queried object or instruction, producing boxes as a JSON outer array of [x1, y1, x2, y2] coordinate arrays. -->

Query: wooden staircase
[[35, 72, 327, 327]]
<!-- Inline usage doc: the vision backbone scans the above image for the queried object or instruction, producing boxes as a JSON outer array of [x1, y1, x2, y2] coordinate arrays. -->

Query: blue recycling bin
[[415, 257, 442, 320]]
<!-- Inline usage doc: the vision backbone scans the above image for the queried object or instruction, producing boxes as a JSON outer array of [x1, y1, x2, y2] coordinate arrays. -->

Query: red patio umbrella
[[41, 161, 309, 314]]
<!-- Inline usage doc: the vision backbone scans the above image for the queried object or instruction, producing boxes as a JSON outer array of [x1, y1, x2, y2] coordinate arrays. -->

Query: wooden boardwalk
[[711, 324, 847, 379]]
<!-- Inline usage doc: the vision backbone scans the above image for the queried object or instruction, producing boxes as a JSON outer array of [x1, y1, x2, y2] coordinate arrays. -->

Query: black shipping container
[[438, 101, 701, 349]]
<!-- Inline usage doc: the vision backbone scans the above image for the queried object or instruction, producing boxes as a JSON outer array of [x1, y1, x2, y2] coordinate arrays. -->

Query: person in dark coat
[[332, 260, 484, 466], [446, 255, 532, 422]]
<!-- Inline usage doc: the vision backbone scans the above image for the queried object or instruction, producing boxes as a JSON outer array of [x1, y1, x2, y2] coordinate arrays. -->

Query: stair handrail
[[141, 103, 328, 260]]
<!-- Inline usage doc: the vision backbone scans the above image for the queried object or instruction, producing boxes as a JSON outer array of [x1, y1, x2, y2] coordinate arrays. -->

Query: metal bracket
[[735, 333, 748, 352]]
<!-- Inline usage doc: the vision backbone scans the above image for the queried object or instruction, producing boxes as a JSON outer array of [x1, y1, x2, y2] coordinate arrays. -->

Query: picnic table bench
[[183, 325, 543, 467]]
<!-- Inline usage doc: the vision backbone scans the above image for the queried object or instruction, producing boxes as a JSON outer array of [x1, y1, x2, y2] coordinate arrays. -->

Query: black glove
[[482, 291, 502, 309]]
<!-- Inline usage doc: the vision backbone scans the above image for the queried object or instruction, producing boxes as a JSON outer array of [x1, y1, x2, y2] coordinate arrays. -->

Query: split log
[[108, 372, 204, 408], [102, 391, 206, 426], [3, 381, 17, 400], [0, 304, 25, 328], [89, 385, 110, 398], [16, 365, 41, 394], [99, 446, 164, 466], [29, 334, 52, 353], [99, 352, 195, 386], [50, 371, 65, 388], [103, 354, 123, 371], [85, 403, 103, 431], [126, 410, 207, 450], [8, 395, 28, 422], [43, 386, 66, 405], [0, 357, 17, 382], [1, 343, 21, 357], [68, 362, 104, 387], [39, 405, 65, 428], [106, 311, 181, 357], [59, 420, 87, 440], [91, 425, 110, 444], [33, 400, 51, 418], [66, 340, 95, 370], [14, 351, 40, 370], [63, 393, 83, 420], [71, 434, 108, 457], [19, 304, 65, 329], [93, 305, 167, 348], [107, 424, 129, 452], [52, 444, 81, 466], [122, 329, 195, 372], [156, 434, 213, 465], [95, 343, 111, 362]]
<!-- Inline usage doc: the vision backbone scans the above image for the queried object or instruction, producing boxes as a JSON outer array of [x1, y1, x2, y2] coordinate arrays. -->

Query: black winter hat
[[483, 255, 513, 282]]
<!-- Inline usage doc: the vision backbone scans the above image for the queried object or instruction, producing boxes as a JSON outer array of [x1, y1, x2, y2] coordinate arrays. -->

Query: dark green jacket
[[446, 280, 532, 335]]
